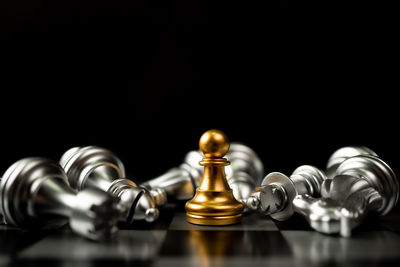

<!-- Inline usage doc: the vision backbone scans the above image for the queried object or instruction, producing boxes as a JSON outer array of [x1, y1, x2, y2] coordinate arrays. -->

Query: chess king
[[185, 129, 244, 225]]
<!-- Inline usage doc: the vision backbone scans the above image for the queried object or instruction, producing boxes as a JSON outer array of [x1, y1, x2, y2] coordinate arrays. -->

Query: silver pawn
[[293, 155, 399, 237], [140, 143, 264, 210], [247, 165, 327, 221], [0, 158, 120, 240], [326, 146, 377, 179], [60, 146, 159, 224]]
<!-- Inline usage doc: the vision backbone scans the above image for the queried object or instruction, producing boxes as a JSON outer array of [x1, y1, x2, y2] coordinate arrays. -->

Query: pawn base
[[185, 189, 244, 226], [186, 213, 242, 225]]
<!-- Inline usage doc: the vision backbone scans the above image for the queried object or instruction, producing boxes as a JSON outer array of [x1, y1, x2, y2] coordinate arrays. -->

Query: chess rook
[[185, 129, 244, 225], [140, 151, 203, 206], [247, 165, 327, 221], [326, 146, 378, 179], [0, 158, 120, 240], [294, 155, 399, 237], [60, 146, 159, 224]]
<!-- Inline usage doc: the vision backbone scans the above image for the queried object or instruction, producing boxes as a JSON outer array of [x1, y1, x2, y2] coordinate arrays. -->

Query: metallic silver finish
[[294, 155, 399, 237], [140, 143, 264, 210], [140, 151, 203, 206], [225, 143, 264, 211], [248, 165, 327, 221], [326, 146, 378, 179], [60, 146, 159, 224], [0, 186, 3, 225], [0, 157, 120, 240], [148, 188, 168, 207]]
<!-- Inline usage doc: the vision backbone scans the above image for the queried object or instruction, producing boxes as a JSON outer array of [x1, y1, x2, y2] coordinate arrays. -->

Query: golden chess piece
[[185, 129, 244, 225]]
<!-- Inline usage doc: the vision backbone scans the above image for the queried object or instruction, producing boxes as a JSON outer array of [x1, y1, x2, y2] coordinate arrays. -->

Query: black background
[[1, 2, 398, 185]]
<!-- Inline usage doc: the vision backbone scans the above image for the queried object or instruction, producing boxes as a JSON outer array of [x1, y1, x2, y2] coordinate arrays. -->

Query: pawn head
[[199, 129, 230, 158]]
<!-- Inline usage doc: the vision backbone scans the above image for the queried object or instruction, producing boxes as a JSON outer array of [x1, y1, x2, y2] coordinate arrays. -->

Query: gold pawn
[[185, 129, 244, 225]]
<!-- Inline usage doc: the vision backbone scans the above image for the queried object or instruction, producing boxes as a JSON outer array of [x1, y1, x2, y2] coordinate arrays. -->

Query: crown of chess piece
[[59, 146, 159, 224], [247, 165, 327, 221], [185, 129, 244, 225], [293, 155, 399, 237], [0, 157, 120, 240], [140, 151, 203, 206], [325, 146, 378, 179]]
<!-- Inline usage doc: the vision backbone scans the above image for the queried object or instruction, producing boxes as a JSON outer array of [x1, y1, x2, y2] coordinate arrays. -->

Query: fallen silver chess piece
[[293, 155, 399, 237], [325, 146, 377, 179], [60, 146, 159, 224], [225, 143, 264, 210], [246, 146, 381, 221], [140, 143, 264, 210], [247, 165, 327, 220], [140, 150, 203, 206], [0, 157, 120, 240]]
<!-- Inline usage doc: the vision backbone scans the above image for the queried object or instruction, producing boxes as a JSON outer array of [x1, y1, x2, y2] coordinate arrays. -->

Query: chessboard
[[2, 203, 400, 267]]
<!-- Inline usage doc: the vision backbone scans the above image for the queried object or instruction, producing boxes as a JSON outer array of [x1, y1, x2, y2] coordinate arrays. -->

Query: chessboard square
[[376, 212, 400, 233], [154, 256, 295, 267], [119, 204, 177, 231], [272, 213, 313, 231], [168, 212, 278, 231], [11, 259, 153, 267], [159, 230, 291, 257], [282, 230, 400, 262], [0, 225, 48, 256], [0, 224, 73, 265], [18, 229, 167, 261]]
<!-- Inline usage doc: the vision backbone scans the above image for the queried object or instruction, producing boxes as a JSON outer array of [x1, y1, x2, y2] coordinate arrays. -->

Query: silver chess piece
[[293, 155, 399, 237], [326, 146, 378, 179], [225, 143, 264, 210], [140, 143, 264, 210], [247, 165, 327, 221], [0, 157, 120, 240], [140, 150, 203, 206], [60, 146, 159, 224]]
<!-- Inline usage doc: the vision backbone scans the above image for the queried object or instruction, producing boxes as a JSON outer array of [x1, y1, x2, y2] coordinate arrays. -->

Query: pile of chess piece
[[0, 129, 398, 240]]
